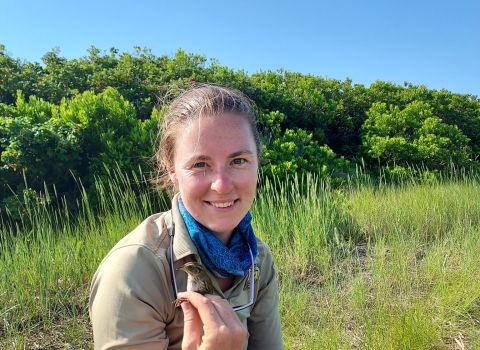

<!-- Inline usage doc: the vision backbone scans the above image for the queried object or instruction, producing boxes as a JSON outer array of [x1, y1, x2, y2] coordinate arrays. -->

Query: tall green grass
[[0, 169, 169, 349], [1, 170, 479, 349], [253, 173, 480, 349]]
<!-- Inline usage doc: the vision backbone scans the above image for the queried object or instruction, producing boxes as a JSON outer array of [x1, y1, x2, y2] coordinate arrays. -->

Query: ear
[[168, 168, 178, 185]]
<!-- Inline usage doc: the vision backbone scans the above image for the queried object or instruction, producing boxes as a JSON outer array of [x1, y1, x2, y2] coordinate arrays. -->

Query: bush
[[60, 87, 157, 186], [1, 91, 81, 192], [0, 88, 157, 219], [361, 101, 472, 171], [262, 127, 350, 186]]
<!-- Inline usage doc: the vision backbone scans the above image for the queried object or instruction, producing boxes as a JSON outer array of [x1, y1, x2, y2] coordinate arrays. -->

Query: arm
[[89, 245, 174, 350], [247, 243, 284, 350]]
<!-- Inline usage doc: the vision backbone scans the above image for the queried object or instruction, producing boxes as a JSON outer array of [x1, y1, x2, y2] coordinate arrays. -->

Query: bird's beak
[[176, 265, 186, 272]]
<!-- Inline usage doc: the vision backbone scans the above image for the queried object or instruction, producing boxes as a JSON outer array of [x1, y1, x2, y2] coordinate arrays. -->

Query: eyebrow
[[187, 150, 255, 162], [229, 150, 255, 158]]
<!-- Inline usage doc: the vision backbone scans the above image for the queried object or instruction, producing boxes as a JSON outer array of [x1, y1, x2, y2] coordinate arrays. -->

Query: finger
[[177, 292, 225, 329], [180, 301, 202, 350], [206, 295, 247, 337], [205, 295, 237, 322], [178, 292, 247, 348]]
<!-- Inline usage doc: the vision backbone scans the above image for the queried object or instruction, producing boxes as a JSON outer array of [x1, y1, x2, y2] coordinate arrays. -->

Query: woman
[[89, 85, 283, 350]]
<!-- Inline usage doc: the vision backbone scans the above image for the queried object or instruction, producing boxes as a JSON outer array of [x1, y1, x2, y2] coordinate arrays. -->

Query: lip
[[205, 199, 238, 210]]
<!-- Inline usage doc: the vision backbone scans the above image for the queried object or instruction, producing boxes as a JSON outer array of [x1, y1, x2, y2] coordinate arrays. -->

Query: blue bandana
[[178, 196, 258, 278]]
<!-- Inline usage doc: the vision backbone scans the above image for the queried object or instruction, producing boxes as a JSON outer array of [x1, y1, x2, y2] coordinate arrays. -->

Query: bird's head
[[177, 262, 206, 278]]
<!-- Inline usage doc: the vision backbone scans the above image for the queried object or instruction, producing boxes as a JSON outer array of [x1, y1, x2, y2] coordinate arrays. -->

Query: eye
[[193, 162, 207, 168], [232, 158, 246, 165]]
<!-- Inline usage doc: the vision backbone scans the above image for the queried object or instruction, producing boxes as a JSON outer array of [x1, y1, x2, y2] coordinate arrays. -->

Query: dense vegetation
[[1, 44, 480, 217]]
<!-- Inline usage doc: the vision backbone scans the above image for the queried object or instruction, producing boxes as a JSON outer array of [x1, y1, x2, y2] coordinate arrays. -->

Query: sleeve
[[246, 242, 284, 350], [89, 244, 174, 350]]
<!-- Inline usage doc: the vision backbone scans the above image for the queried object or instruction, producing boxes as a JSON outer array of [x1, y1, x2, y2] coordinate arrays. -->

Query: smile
[[210, 201, 235, 208]]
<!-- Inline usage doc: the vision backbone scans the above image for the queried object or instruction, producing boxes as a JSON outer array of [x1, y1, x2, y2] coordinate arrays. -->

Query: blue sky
[[1, 0, 479, 97]]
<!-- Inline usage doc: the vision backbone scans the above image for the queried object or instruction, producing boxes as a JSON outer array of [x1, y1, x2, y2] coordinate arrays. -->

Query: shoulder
[[254, 237, 275, 266], [253, 237, 277, 289], [107, 211, 172, 256], [89, 210, 178, 324], [92, 210, 174, 287], [88, 202, 189, 348]]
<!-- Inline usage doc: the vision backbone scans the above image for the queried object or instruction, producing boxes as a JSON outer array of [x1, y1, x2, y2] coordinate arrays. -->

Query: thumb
[[181, 302, 202, 350]]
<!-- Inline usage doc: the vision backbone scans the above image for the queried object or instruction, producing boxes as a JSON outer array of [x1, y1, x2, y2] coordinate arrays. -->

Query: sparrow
[[174, 262, 215, 307]]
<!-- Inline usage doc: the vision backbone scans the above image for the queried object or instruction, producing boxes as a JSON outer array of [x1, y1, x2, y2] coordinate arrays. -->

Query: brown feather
[[174, 262, 215, 307]]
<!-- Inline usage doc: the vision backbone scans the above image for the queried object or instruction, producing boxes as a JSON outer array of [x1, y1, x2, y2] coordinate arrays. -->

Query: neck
[[214, 275, 235, 292], [213, 229, 234, 245]]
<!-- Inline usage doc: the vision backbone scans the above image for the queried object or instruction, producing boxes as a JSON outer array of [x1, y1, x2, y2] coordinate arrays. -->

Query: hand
[[179, 292, 247, 350]]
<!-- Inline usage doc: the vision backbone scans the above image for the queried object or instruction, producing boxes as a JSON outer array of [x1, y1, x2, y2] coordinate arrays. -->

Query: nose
[[210, 167, 234, 194]]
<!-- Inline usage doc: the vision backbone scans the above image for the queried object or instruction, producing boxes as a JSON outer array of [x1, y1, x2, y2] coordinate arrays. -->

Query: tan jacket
[[89, 195, 283, 349]]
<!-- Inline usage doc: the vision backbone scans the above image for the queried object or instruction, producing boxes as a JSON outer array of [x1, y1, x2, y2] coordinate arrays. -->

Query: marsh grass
[[1, 170, 479, 349]]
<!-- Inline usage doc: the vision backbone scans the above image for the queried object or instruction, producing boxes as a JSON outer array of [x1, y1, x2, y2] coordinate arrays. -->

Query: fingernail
[[181, 302, 190, 312]]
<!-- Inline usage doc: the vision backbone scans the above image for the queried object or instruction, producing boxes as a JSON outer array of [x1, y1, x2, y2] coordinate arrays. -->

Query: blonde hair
[[155, 84, 261, 190]]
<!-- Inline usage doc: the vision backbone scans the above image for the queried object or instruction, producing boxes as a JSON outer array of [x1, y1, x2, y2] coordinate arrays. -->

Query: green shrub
[[361, 101, 472, 171], [1, 91, 81, 195], [60, 87, 157, 186], [0, 88, 157, 219], [262, 127, 350, 185]]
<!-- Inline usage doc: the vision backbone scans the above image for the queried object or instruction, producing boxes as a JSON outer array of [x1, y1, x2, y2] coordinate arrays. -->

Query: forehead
[[174, 114, 256, 156]]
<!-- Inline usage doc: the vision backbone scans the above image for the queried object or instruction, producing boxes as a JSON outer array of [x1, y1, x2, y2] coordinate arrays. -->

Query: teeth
[[211, 201, 234, 208]]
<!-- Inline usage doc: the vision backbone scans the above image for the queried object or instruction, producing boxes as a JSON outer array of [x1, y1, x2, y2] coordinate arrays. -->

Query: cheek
[[178, 174, 210, 195], [239, 170, 258, 194]]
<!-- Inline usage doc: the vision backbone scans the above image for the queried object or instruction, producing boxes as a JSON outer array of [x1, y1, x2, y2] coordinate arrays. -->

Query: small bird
[[174, 262, 215, 307]]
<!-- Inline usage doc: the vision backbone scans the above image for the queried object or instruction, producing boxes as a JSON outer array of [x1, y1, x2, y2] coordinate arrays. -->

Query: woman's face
[[169, 114, 258, 244]]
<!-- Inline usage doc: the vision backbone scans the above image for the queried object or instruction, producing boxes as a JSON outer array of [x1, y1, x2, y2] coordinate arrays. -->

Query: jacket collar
[[170, 193, 200, 262]]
